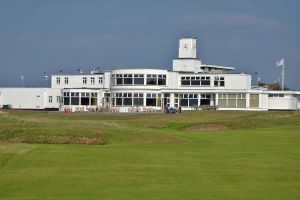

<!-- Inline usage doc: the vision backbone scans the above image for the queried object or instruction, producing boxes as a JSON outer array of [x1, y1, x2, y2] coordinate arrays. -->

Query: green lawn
[[0, 111, 300, 200]]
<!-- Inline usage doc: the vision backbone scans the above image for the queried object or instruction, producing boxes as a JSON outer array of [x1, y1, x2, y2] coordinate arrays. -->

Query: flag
[[276, 58, 284, 66]]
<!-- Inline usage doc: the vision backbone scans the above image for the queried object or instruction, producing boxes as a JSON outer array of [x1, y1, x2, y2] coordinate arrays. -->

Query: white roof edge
[[201, 64, 235, 70]]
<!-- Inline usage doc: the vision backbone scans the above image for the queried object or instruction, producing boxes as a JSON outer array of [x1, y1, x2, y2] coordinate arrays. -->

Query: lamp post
[[20, 76, 24, 88], [44, 75, 48, 88]]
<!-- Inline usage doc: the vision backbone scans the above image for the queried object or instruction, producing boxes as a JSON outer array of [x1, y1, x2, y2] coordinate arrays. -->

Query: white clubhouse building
[[0, 37, 300, 112]]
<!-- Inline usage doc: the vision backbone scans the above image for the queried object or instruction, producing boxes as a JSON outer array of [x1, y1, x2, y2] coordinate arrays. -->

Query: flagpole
[[282, 58, 284, 91]]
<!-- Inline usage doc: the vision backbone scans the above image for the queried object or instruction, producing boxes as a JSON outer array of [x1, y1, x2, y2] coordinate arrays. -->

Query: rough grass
[[0, 110, 299, 144], [0, 110, 300, 200]]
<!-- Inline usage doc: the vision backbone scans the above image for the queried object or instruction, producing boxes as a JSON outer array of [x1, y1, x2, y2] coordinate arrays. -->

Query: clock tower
[[178, 38, 197, 59]]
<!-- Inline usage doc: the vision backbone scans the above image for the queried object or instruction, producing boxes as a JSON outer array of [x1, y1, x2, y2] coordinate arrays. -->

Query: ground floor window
[[113, 93, 160, 107], [250, 94, 259, 108], [218, 94, 246, 108], [146, 93, 157, 106], [178, 93, 213, 107], [63, 92, 98, 106]]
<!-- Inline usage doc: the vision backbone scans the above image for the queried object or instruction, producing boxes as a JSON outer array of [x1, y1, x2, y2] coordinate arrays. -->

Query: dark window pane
[[133, 98, 143, 106], [147, 78, 157, 85], [63, 97, 70, 105], [180, 99, 188, 106], [91, 98, 97, 105], [146, 98, 156, 106], [116, 98, 122, 106], [189, 99, 198, 106], [134, 78, 144, 85], [181, 81, 190, 85], [123, 98, 132, 106], [200, 99, 210, 105], [158, 79, 166, 85], [124, 78, 133, 85], [117, 78, 123, 85], [81, 97, 89, 105], [191, 80, 200, 85], [201, 80, 210, 86], [71, 97, 79, 105]]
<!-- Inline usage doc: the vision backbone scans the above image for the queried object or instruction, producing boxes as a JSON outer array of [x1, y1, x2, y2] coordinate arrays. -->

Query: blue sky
[[0, 0, 299, 89]]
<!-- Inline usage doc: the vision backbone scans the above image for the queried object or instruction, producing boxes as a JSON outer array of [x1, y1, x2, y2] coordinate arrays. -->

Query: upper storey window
[[83, 77, 87, 84], [98, 77, 103, 84], [146, 75, 157, 85], [158, 75, 167, 85], [56, 77, 60, 84], [91, 77, 95, 84], [134, 74, 144, 85], [214, 77, 225, 87], [114, 74, 166, 86], [181, 76, 210, 86], [124, 74, 133, 85], [64, 77, 69, 84]]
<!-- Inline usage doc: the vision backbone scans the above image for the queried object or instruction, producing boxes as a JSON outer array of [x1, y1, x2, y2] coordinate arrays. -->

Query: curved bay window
[[113, 93, 144, 106], [114, 74, 167, 86], [124, 74, 133, 85], [133, 93, 144, 106], [134, 74, 144, 85]]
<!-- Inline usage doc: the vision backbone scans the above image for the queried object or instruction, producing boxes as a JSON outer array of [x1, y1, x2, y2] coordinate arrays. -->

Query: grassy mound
[[0, 110, 299, 144]]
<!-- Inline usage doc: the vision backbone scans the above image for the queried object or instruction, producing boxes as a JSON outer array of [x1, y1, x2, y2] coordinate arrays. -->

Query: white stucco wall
[[0, 88, 60, 109]]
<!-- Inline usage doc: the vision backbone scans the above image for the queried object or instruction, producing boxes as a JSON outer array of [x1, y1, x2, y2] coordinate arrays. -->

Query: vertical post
[[20, 76, 24, 88], [282, 60, 285, 91]]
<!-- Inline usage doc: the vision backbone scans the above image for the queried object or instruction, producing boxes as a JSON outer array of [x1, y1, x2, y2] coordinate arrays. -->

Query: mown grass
[[0, 110, 300, 200]]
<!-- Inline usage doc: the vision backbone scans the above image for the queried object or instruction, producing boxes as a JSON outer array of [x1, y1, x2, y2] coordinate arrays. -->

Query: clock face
[[183, 43, 188, 49]]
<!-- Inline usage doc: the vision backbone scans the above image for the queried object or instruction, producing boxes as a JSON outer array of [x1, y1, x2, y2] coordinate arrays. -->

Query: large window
[[200, 94, 211, 105], [116, 75, 123, 85], [158, 75, 167, 85], [214, 77, 225, 87], [123, 93, 133, 105], [81, 93, 90, 105], [179, 94, 198, 107], [218, 94, 246, 108], [146, 75, 157, 85], [133, 93, 144, 106], [115, 93, 123, 106], [181, 76, 211, 86], [71, 92, 79, 105], [134, 74, 144, 85], [146, 93, 157, 106], [113, 93, 144, 106], [91, 93, 97, 105], [114, 74, 166, 86], [124, 74, 133, 85], [49, 96, 53, 103], [250, 94, 259, 108], [63, 92, 70, 105]]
